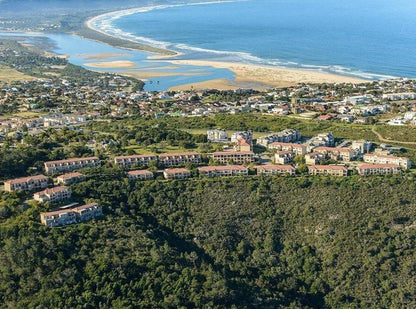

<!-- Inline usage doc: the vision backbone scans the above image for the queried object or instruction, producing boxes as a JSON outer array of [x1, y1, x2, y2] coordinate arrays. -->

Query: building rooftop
[[198, 165, 247, 172], [57, 172, 84, 179], [45, 156, 99, 165], [5, 174, 48, 185]]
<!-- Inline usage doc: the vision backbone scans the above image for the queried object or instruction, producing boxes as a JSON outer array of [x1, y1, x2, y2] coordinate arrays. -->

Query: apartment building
[[257, 129, 301, 147], [308, 165, 348, 177], [198, 165, 248, 178], [114, 154, 157, 168], [351, 140, 372, 154], [268, 142, 307, 155], [357, 164, 401, 176], [274, 151, 295, 164], [363, 154, 411, 169], [44, 157, 100, 174], [256, 164, 296, 176], [127, 170, 154, 181], [207, 129, 228, 143], [163, 168, 192, 180], [305, 152, 326, 165], [159, 152, 201, 167], [314, 147, 354, 162], [212, 151, 255, 164], [4, 175, 49, 192], [40, 203, 102, 227], [56, 172, 85, 185], [34, 186, 71, 203]]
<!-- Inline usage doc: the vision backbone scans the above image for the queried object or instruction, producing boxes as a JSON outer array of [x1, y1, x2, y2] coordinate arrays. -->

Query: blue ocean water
[[95, 0, 416, 79]]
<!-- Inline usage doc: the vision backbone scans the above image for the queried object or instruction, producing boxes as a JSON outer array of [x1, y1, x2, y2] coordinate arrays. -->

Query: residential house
[[40, 203, 102, 227], [308, 165, 348, 177], [363, 154, 411, 169], [274, 151, 295, 164], [127, 170, 154, 181], [198, 165, 248, 178], [212, 151, 255, 164], [4, 175, 49, 192], [256, 164, 296, 176], [268, 142, 307, 155], [44, 157, 100, 174], [163, 168, 192, 180], [34, 186, 71, 203], [56, 172, 85, 185], [114, 154, 157, 168], [357, 164, 401, 176], [159, 152, 201, 167]]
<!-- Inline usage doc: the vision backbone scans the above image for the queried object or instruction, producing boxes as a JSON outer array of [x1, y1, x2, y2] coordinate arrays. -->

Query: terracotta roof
[[159, 152, 200, 158], [256, 164, 295, 171], [128, 170, 153, 175], [73, 203, 99, 212], [364, 154, 408, 160], [35, 186, 69, 195], [57, 172, 84, 179], [357, 164, 401, 169], [198, 165, 247, 172], [41, 203, 99, 217], [275, 151, 294, 156], [164, 168, 191, 173], [45, 157, 99, 165], [212, 151, 254, 155], [308, 165, 347, 171], [115, 154, 157, 160], [5, 174, 48, 185]]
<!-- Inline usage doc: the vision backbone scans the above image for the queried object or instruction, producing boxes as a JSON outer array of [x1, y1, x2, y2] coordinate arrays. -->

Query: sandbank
[[169, 79, 241, 91], [81, 53, 130, 60], [119, 71, 205, 80], [84, 60, 137, 69]]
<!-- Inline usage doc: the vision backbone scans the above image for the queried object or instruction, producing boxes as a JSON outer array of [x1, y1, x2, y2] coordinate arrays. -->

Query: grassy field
[[0, 64, 36, 83]]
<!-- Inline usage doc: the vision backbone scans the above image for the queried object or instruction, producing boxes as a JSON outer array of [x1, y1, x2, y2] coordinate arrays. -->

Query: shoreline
[[83, 10, 371, 90]]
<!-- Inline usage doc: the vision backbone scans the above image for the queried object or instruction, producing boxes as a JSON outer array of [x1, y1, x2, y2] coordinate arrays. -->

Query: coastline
[[82, 10, 370, 90], [165, 60, 368, 90]]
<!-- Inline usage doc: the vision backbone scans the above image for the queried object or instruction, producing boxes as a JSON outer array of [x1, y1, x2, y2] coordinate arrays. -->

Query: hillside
[[1, 175, 415, 308]]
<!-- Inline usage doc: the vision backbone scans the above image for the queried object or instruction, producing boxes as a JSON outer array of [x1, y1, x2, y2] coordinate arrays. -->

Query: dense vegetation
[[1, 174, 415, 308]]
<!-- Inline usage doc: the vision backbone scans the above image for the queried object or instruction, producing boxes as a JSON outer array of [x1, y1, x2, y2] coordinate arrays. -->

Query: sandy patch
[[169, 78, 241, 91], [120, 71, 206, 79], [84, 60, 137, 69], [167, 60, 369, 88], [80, 53, 130, 60]]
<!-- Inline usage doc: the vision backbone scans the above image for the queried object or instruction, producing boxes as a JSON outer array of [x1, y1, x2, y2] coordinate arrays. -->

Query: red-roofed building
[[314, 146, 354, 162], [127, 170, 154, 181], [357, 164, 401, 175], [308, 165, 348, 177], [34, 186, 71, 203], [4, 175, 49, 192], [56, 172, 86, 185], [163, 168, 191, 180], [159, 152, 201, 167], [212, 151, 254, 164], [40, 203, 102, 227], [198, 165, 248, 178], [256, 164, 296, 176], [114, 154, 157, 168], [363, 154, 411, 169], [44, 157, 100, 174]]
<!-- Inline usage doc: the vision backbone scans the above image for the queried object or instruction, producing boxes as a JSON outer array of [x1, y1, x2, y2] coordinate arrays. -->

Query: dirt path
[[372, 126, 416, 145]]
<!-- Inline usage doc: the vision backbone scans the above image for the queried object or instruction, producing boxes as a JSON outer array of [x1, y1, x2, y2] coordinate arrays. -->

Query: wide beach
[[82, 2, 375, 90]]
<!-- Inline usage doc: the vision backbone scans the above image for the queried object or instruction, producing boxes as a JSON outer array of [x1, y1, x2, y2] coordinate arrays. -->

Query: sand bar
[[84, 60, 137, 69], [169, 78, 241, 91], [80, 53, 130, 60], [119, 71, 206, 80]]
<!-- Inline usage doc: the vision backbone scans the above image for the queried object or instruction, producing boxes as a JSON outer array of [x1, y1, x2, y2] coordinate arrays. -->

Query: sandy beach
[[166, 60, 369, 89], [84, 14, 370, 90]]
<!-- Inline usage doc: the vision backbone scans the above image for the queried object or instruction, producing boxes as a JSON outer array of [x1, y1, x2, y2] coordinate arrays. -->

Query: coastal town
[[1, 39, 416, 228]]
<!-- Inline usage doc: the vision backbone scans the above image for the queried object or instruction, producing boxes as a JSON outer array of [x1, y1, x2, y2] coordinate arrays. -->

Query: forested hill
[[1, 175, 416, 308]]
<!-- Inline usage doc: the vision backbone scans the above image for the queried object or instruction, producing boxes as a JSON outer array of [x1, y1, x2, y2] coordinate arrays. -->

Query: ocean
[[91, 0, 416, 80]]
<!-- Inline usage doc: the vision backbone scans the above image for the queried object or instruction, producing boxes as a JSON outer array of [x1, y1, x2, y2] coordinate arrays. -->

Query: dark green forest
[[1, 174, 415, 308]]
